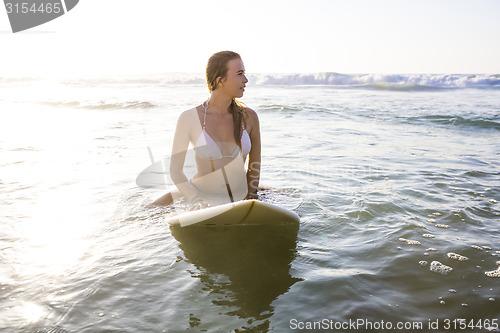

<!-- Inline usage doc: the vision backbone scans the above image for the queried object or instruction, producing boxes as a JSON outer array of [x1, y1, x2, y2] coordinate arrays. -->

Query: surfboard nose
[[5, 0, 79, 33]]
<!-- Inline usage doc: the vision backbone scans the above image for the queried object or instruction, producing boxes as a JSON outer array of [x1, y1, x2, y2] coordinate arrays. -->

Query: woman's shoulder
[[177, 106, 201, 123], [243, 107, 259, 122], [179, 106, 200, 117], [243, 107, 259, 134]]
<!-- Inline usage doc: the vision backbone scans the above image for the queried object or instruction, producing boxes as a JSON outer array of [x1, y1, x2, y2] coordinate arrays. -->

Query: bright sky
[[1, 0, 499, 76]]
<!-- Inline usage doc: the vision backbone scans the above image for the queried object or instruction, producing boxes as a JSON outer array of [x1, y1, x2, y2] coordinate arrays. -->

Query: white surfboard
[[166, 199, 300, 227]]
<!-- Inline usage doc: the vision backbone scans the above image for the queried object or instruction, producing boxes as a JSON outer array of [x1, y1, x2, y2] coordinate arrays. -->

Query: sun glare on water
[[15, 189, 96, 278], [21, 301, 46, 323]]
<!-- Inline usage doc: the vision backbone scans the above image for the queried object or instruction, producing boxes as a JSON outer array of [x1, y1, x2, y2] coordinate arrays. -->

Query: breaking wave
[[3, 73, 499, 90]]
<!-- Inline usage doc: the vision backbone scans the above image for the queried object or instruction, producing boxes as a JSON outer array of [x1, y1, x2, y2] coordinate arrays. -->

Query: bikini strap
[[202, 100, 208, 129]]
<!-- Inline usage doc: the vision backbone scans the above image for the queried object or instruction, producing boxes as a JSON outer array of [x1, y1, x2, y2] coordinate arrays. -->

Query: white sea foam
[[485, 268, 500, 278], [2, 72, 499, 89], [247, 73, 500, 89], [430, 261, 453, 275], [399, 238, 421, 245], [447, 253, 469, 261]]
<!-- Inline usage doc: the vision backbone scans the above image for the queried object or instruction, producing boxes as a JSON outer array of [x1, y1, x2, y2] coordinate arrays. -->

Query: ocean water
[[1, 73, 499, 332]]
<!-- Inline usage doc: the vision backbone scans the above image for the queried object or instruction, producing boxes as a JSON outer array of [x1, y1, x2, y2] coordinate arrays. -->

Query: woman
[[152, 51, 261, 207]]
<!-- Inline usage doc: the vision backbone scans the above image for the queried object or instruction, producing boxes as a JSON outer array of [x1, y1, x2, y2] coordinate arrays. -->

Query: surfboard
[[166, 199, 300, 227]]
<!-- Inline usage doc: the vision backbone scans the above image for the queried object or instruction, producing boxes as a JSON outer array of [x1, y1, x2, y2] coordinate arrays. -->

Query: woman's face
[[219, 58, 248, 98]]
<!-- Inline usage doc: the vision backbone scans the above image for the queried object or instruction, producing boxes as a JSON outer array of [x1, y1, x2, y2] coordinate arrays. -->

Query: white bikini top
[[194, 101, 251, 160]]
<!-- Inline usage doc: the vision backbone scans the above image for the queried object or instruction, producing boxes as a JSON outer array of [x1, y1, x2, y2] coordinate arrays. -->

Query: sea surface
[[1, 73, 499, 332]]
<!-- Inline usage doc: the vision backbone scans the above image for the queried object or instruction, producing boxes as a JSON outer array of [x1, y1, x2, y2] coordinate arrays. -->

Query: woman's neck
[[208, 91, 232, 115]]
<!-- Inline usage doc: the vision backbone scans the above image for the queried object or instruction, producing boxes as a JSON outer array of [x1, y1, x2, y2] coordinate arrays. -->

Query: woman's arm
[[245, 108, 261, 198], [169, 109, 199, 201]]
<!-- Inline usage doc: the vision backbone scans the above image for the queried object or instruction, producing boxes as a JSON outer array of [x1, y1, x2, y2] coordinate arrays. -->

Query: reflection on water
[[171, 223, 302, 330]]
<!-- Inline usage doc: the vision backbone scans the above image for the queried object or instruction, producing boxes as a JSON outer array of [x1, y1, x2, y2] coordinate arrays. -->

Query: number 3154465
[[5, 2, 62, 14]]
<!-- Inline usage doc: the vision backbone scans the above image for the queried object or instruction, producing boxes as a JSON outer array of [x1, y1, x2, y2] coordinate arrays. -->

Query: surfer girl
[[152, 51, 261, 207]]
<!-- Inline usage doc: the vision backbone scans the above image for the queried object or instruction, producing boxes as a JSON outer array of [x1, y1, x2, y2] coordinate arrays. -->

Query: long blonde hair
[[206, 51, 246, 148]]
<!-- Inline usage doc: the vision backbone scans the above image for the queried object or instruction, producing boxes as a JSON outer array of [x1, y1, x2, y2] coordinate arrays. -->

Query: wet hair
[[206, 51, 246, 148]]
